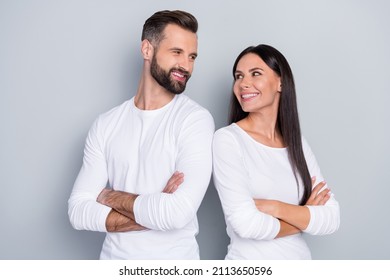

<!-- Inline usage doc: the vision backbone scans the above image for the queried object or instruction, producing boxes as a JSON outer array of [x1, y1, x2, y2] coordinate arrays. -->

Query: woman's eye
[[253, 71, 261, 76], [235, 74, 243, 80]]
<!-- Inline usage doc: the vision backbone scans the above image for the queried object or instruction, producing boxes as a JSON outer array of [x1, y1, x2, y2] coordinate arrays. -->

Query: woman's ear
[[278, 81, 282, 93], [141, 39, 153, 60]]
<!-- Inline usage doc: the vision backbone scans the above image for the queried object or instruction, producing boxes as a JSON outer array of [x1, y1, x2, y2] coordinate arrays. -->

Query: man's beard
[[150, 54, 191, 95]]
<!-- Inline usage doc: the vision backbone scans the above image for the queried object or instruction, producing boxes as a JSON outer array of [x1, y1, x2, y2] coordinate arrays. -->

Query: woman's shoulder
[[214, 123, 239, 138], [213, 124, 245, 149]]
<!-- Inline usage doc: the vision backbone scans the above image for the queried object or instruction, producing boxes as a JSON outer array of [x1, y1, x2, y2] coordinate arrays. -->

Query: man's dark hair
[[141, 10, 198, 47]]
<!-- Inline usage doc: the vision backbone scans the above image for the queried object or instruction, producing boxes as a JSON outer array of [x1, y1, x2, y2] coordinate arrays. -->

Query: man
[[68, 10, 214, 259]]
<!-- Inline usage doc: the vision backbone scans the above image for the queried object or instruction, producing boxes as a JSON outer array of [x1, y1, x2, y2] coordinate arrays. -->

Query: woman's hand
[[306, 177, 330, 206], [253, 176, 332, 234], [254, 199, 280, 217]]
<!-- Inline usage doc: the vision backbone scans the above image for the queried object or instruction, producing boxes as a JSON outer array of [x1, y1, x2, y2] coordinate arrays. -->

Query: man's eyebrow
[[169, 47, 184, 52], [169, 48, 198, 57]]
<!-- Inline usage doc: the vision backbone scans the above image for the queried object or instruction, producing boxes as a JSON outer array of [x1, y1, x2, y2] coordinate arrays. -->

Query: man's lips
[[171, 70, 189, 82]]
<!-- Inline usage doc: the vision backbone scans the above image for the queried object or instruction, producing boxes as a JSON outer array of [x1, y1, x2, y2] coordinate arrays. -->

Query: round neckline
[[231, 123, 287, 151], [131, 95, 178, 116]]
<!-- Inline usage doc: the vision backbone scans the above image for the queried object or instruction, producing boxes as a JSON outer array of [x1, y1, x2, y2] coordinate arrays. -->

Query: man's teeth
[[173, 72, 184, 78], [241, 93, 258, 99]]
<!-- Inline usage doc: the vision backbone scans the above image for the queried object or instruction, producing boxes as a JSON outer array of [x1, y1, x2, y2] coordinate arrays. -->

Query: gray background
[[1, 0, 389, 259]]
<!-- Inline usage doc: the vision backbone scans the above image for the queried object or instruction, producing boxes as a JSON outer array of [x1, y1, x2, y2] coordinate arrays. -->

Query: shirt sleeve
[[212, 129, 280, 240], [68, 117, 111, 232], [134, 110, 215, 231], [301, 137, 341, 235]]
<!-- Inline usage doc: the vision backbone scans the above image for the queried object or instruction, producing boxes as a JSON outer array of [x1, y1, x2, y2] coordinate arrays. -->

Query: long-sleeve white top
[[212, 123, 340, 260], [68, 94, 215, 259]]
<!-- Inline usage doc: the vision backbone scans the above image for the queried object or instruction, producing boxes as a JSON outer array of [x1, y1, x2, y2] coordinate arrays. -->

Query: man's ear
[[141, 39, 153, 60]]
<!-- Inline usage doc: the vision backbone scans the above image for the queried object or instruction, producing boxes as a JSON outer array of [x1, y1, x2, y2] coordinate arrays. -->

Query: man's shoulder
[[176, 94, 213, 120], [95, 99, 132, 123], [101, 99, 132, 117]]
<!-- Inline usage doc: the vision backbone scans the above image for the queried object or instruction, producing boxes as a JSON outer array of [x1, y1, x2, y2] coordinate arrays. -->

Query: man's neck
[[134, 74, 175, 110]]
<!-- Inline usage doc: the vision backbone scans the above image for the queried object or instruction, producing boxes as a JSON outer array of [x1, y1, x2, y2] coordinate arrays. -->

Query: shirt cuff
[[302, 205, 316, 234]]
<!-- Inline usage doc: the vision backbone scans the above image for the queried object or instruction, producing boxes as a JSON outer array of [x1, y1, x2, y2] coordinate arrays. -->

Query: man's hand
[[97, 171, 185, 232], [97, 187, 137, 213], [97, 187, 137, 221], [162, 171, 184, 193], [106, 209, 146, 232], [96, 187, 114, 205]]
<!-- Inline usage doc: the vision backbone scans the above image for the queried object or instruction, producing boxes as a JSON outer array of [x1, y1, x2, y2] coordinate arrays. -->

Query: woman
[[212, 44, 340, 259]]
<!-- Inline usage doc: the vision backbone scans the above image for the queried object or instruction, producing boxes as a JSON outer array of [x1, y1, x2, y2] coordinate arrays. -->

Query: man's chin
[[169, 82, 186, 95], [170, 88, 185, 95]]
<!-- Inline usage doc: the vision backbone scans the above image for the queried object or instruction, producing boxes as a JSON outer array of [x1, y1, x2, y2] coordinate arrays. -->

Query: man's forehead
[[161, 24, 197, 40], [158, 25, 197, 51]]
